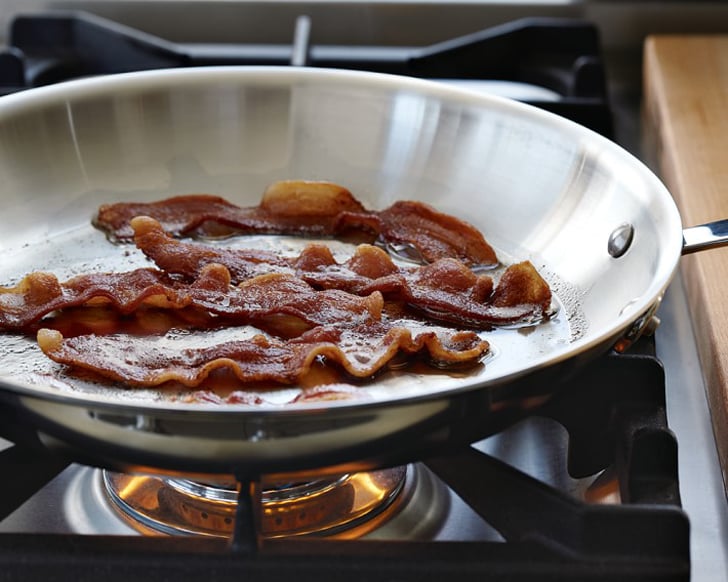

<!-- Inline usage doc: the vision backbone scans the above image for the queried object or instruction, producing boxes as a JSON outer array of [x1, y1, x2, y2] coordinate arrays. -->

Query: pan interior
[[0, 67, 681, 412]]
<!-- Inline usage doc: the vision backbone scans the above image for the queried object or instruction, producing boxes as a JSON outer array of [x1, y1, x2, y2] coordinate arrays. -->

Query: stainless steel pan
[[0, 68, 720, 478]]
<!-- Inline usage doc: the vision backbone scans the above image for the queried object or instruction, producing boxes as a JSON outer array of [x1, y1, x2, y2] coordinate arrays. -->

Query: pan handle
[[682, 219, 728, 255]]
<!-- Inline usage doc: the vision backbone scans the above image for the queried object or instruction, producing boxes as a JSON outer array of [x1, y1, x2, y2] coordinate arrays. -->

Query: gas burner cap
[[102, 466, 411, 538]]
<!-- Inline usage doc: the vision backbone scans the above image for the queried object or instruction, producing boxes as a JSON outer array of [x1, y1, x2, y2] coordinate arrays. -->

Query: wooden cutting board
[[643, 35, 728, 487]]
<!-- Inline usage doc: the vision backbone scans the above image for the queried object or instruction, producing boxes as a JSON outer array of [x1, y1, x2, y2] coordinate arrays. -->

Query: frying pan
[[0, 67, 720, 479]]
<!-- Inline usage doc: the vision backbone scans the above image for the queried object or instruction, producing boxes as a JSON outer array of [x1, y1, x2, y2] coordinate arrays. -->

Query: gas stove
[[0, 9, 725, 582]]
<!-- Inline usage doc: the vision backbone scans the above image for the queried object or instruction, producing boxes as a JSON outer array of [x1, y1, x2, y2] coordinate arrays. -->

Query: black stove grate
[[0, 11, 613, 137], [0, 340, 690, 581]]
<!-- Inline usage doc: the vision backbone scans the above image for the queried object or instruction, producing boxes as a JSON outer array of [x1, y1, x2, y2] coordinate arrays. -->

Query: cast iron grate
[[0, 11, 613, 137], [0, 340, 690, 581]]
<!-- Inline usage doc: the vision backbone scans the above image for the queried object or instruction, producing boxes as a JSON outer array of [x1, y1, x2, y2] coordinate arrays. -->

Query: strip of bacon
[[0, 269, 187, 330], [0, 265, 382, 333], [178, 384, 370, 405], [132, 216, 552, 328], [339, 199, 498, 267], [179, 390, 269, 405], [191, 268, 384, 336], [94, 181, 366, 241], [36, 320, 489, 388], [95, 180, 498, 267]]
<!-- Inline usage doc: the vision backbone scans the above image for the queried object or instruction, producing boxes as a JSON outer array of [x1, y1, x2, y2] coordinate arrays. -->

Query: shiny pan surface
[[0, 68, 682, 476]]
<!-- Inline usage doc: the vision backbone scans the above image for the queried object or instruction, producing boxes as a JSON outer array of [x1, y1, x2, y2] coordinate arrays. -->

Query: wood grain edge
[[643, 35, 728, 490]]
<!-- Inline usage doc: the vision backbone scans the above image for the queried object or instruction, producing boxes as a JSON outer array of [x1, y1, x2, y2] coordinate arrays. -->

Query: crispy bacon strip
[[406, 259, 550, 327], [0, 265, 382, 332], [180, 390, 269, 405], [179, 384, 369, 405], [291, 384, 370, 403], [36, 320, 488, 388], [0, 269, 186, 330], [95, 180, 498, 267], [129, 217, 293, 283], [132, 216, 551, 328], [189, 267, 383, 332], [341, 199, 498, 267], [94, 181, 366, 241]]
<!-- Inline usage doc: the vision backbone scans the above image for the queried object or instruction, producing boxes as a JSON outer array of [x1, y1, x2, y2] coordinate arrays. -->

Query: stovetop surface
[[658, 277, 728, 580]]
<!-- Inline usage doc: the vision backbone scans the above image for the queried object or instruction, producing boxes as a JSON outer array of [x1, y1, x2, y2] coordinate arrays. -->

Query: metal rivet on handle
[[608, 223, 634, 258]]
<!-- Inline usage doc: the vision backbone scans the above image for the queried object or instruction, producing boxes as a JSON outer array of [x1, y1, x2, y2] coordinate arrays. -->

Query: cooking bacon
[[94, 181, 366, 240], [130, 216, 292, 283], [131, 216, 551, 328], [0, 269, 186, 330], [36, 320, 489, 388], [178, 384, 369, 405], [179, 390, 269, 405], [0, 181, 558, 395], [0, 265, 383, 333], [188, 267, 383, 334], [291, 384, 371, 403], [95, 180, 498, 267]]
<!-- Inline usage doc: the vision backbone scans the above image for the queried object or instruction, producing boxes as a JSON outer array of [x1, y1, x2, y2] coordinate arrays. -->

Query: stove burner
[[103, 467, 408, 538]]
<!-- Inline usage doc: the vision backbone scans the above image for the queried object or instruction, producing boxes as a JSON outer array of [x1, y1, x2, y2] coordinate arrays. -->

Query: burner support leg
[[425, 445, 689, 562], [0, 444, 69, 522], [230, 479, 262, 554]]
